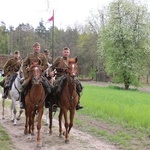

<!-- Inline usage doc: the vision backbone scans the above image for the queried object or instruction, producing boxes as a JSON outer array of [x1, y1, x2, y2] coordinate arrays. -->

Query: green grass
[[0, 125, 14, 150], [74, 84, 150, 149], [80, 84, 150, 131]]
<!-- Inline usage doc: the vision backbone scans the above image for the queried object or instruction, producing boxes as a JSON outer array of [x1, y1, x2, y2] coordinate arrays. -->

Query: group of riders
[[0, 42, 83, 111]]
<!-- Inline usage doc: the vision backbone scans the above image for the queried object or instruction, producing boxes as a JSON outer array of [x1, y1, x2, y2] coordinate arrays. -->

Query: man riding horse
[[20, 42, 52, 109], [50, 46, 83, 110], [0, 51, 22, 99]]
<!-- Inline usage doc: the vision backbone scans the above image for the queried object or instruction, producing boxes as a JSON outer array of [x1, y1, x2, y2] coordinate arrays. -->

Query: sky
[[0, 0, 149, 29]]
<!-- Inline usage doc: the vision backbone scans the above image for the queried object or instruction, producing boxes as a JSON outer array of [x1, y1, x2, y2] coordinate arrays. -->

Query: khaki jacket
[[3, 58, 21, 76], [52, 57, 69, 79], [23, 52, 48, 78]]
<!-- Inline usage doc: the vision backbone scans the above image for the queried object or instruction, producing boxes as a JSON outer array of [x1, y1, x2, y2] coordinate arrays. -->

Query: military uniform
[[23, 52, 48, 79], [43, 49, 52, 65], [52, 56, 68, 79], [1, 55, 21, 98], [20, 51, 52, 109], [52, 56, 83, 110]]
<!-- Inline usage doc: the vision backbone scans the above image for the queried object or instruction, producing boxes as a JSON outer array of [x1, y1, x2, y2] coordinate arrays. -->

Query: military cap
[[63, 46, 70, 51], [14, 50, 20, 54], [43, 49, 49, 53], [33, 42, 40, 47]]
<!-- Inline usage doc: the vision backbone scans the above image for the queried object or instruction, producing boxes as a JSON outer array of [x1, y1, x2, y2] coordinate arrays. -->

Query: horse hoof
[[37, 141, 43, 148], [24, 130, 28, 135], [17, 117, 20, 120], [65, 139, 69, 144], [63, 131, 65, 136], [45, 123, 48, 126], [14, 124, 17, 126], [31, 133, 35, 136], [2, 117, 5, 120]]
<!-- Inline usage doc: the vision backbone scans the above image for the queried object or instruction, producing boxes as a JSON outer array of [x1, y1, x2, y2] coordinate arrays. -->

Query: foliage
[[97, 0, 150, 89]]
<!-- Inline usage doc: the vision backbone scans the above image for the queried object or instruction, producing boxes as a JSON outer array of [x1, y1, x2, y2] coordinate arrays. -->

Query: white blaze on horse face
[[34, 67, 38, 76], [72, 64, 75, 76]]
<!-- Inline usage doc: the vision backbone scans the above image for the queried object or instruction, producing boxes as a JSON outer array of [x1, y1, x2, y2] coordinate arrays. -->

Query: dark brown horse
[[24, 62, 46, 146], [48, 57, 79, 143]]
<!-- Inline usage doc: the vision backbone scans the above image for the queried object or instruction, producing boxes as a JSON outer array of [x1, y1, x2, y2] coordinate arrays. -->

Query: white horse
[[2, 69, 24, 125]]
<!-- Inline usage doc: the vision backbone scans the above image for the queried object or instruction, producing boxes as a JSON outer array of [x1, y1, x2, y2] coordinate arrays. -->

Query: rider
[[51, 46, 83, 110], [0, 51, 21, 98], [43, 49, 52, 66], [20, 42, 52, 109]]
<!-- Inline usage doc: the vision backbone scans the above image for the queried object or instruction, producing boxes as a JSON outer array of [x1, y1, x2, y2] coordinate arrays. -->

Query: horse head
[[67, 57, 78, 79], [29, 63, 42, 85]]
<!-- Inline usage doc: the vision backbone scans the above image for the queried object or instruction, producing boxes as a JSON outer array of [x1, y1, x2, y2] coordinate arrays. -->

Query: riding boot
[[56, 76, 67, 94], [0, 79, 5, 87], [76, 102, 84, 110], [2, 87, 9, 99], [42, 76, 52, 94], [76, 79, 83, 93], [21, 78, 30, 91], [20, 92, 25, 109], [76, 93, 84, 110]]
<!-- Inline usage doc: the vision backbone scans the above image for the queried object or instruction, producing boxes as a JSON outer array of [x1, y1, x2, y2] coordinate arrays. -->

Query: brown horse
[[48, 57, 79, 143], [24, 62, 46, 146]]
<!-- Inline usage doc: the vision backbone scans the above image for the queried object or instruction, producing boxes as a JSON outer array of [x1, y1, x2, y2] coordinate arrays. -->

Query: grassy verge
[[73, 84, 150, 150], [0, 125, 14, 150]]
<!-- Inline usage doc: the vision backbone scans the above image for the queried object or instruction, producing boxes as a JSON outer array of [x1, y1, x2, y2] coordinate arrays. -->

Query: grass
[[0, 125, 14, 150], [74, 84, 150, 149], [80, 84, 150, 130]]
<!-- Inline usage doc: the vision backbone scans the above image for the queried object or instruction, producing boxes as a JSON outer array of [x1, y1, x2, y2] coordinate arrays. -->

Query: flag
[[48, 16, 54, 22]]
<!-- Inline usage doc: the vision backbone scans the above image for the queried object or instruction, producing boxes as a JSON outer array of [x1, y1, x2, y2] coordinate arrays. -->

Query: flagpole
[[52, 9, 54, 64]]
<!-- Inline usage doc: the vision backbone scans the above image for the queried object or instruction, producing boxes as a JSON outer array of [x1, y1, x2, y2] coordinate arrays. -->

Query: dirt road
[[0, 100, 118, 150]]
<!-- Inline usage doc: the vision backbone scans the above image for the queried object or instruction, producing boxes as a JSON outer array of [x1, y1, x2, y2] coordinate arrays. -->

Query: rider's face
[[33, 45, 40, 53], [62, 50, 70, 58]]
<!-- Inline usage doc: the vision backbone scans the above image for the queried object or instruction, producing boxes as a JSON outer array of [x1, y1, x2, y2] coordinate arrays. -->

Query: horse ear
[[75, 57, 78, 63]]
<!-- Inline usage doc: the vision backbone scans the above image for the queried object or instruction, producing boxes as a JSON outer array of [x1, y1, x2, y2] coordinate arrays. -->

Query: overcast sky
[[0, 0, 149, 29]]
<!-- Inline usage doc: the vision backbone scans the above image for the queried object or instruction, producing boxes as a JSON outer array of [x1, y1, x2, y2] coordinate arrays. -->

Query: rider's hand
[[49, 71, 54, 77]]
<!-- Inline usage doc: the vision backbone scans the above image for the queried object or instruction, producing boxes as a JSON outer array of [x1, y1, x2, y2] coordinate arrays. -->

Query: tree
[[99, 0, 150, 89]]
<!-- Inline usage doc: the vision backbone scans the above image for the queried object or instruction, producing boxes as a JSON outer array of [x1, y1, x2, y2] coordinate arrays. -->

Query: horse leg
[[17, 109, 24, 120], [63, 109, 69, 143], [45, 108, 49, 126], [24, 108, 28, 135], [68, 109, 75, 134], [31, 111, 36, 135], [12, 99, 17, 125], [58, 108, 63, 137], [49, 107, 53, 134], [13, 107, 17, 125], [36, 107, 44, 146], [10, 101, 14, 121], [2, 98, 5, 119]]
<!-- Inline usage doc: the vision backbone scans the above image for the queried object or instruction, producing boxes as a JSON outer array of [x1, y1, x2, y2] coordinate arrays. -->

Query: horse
[[48, 57, 79, 143], [24, 62, 46, 147], [1, 68, 24, 125]]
